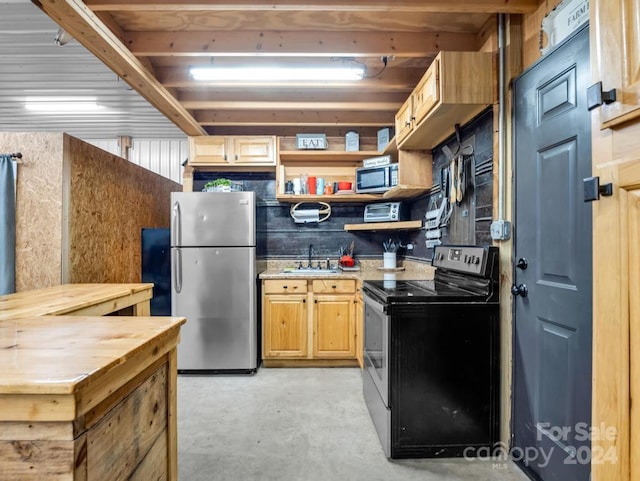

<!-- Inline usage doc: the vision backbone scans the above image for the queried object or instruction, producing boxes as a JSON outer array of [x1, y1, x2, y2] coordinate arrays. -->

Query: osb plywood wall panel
[[0, 132, 64, 292], [65, 135, 181, 284], [523, 0, 564, 69]]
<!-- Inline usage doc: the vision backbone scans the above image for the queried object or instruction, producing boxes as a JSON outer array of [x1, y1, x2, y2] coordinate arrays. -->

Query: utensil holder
[[383, 252, 397, 269]]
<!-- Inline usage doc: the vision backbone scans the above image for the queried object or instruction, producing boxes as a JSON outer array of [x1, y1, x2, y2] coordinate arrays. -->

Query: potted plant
[[203, 178, 232, 192]]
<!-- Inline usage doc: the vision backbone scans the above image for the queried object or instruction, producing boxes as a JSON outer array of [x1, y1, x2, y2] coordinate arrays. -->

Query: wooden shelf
[[279, 150, 381, 162], [381, 136, 398, 156], [276, 193, 382, 203], [344, 220, 423, 232], [383, 184, 431, 200], [276, 185, 431, 204]]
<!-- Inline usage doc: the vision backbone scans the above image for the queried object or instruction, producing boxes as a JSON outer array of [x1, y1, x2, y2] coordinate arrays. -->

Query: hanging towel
[[0, 154, 16, 294]]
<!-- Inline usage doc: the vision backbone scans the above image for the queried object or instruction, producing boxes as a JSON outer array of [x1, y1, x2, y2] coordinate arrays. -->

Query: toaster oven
[[364, 202, 406, 223]]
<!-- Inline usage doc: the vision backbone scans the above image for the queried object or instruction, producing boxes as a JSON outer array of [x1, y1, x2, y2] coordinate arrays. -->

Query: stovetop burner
[[364, 279, 483, 302], [363, 245, 500, 304]]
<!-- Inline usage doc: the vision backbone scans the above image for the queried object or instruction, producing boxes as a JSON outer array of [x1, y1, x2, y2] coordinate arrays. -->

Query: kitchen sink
[[280, 268, 340, 275]]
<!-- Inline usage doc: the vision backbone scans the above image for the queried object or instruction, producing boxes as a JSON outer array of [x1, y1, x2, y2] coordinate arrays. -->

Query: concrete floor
[[178, 368, 530, 481]]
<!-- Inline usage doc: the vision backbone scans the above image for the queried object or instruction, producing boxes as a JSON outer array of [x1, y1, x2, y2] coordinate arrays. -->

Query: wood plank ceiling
[[32, 0, 538, 138]]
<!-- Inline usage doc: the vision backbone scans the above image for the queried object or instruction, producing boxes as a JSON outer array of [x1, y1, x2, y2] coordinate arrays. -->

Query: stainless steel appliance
[[364, 201, 406, 223], [355, 163, 399, 193], [171, 191, 257, 373], [362, 245, 500, 458]]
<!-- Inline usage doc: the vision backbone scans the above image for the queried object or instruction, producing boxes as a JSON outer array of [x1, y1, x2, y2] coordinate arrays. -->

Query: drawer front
[[312, 279, 356, 294], [263, 279, 308, 294]]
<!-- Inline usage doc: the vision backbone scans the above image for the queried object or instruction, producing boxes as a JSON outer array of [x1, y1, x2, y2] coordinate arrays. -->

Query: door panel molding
[[537, 66, 577, 124]]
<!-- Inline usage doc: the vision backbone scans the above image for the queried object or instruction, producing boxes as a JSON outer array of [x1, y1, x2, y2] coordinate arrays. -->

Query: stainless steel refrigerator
[[171, 191, 257, 373]]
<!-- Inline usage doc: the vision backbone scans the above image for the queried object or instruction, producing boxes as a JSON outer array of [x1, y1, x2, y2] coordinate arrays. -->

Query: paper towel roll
[[293, 208, 320, 224]]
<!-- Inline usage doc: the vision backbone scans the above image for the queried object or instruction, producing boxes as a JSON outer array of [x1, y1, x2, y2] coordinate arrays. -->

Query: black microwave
[[355, 163, 399, 193]]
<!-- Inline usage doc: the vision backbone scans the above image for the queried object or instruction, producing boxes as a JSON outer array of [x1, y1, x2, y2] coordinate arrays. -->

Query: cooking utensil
[[383, 238, 399, 253], [449, 158, 457, 204], [456, 153, 464, 204]]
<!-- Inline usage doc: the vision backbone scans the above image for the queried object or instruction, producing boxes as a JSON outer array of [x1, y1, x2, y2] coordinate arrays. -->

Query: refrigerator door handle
[[173, 249, 182, 293], [172, 201, 181, 247]]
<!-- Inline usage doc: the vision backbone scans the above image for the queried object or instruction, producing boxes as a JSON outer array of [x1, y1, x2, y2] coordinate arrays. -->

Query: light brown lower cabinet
[[312, 294, 355, 358], [262, 278, 359, 366], [263, 293, 308, 358]]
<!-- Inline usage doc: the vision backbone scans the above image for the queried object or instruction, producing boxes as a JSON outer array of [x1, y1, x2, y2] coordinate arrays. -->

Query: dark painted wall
[[193, 172, 416, 262], [405, 108, 494, 259], [193, 108, 493, 263]]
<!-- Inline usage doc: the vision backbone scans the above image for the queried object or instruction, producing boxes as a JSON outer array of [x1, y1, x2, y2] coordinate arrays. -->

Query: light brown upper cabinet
[[395, 96, 415, 146], [592, 0, 640, 129], [189, 136, 276, 166], [395, 51, 493, 150]]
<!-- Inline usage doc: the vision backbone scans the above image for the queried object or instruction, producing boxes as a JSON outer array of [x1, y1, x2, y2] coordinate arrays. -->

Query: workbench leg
[[167, 349, 178, 481], [133, 300, 151, 316]]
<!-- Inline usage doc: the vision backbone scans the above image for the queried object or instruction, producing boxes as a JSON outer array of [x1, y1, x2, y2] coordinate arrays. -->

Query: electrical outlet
[[490, 219, 512, 240]]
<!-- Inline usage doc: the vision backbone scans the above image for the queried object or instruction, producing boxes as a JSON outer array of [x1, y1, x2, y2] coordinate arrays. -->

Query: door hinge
[[583, 176, 613, 202]]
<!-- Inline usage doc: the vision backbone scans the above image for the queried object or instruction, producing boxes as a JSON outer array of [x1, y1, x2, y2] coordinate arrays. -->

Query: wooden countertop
[[258, 259, 435, 282], [0, 283, 153, 320], [0, 315, 185, 396]]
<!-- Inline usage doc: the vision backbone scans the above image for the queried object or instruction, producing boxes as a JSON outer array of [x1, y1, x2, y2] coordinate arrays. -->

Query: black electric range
[[362, 245, 500, 459]]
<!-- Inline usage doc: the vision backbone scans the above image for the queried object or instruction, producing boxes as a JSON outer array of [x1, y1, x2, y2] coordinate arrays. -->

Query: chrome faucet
[[308, 244, 314, 268]]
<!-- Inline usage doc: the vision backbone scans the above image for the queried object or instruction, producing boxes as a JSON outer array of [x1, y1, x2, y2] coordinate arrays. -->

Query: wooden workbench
[[0, 315, 185, 480], [0, 283, 154, 320]]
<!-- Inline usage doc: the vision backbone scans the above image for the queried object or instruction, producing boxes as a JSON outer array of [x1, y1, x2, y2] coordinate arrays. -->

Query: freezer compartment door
[[171, 192, 255, 247], [172, 246, 257, 370]]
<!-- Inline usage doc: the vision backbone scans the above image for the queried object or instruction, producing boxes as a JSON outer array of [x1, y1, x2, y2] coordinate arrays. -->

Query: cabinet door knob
[[303, 299, 306, 303], [314, 299, 318, 304], [282, 285, 288, 289], [331, 285, 337, 289], [235, 154, 238, 160]]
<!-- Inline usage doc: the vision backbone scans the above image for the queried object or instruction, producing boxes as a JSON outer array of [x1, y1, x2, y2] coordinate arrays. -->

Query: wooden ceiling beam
[[178, 90, 408, 104], [126, 31, 478, 57], [86, 0, 538, 14], [94, 11, 157, 75], [194, 109, 394, 127], [159, 66, 422, 90], [183, 101, 399, 111], [32, 0, 206, 136]]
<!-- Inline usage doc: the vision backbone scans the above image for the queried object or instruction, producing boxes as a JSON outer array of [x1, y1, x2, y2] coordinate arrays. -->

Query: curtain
[[0, 154, 16, 294]]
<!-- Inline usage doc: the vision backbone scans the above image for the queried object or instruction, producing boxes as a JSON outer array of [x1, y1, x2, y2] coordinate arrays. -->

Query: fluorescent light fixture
[[188, 66, 366, 82], [25, 96, 102, 113]]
